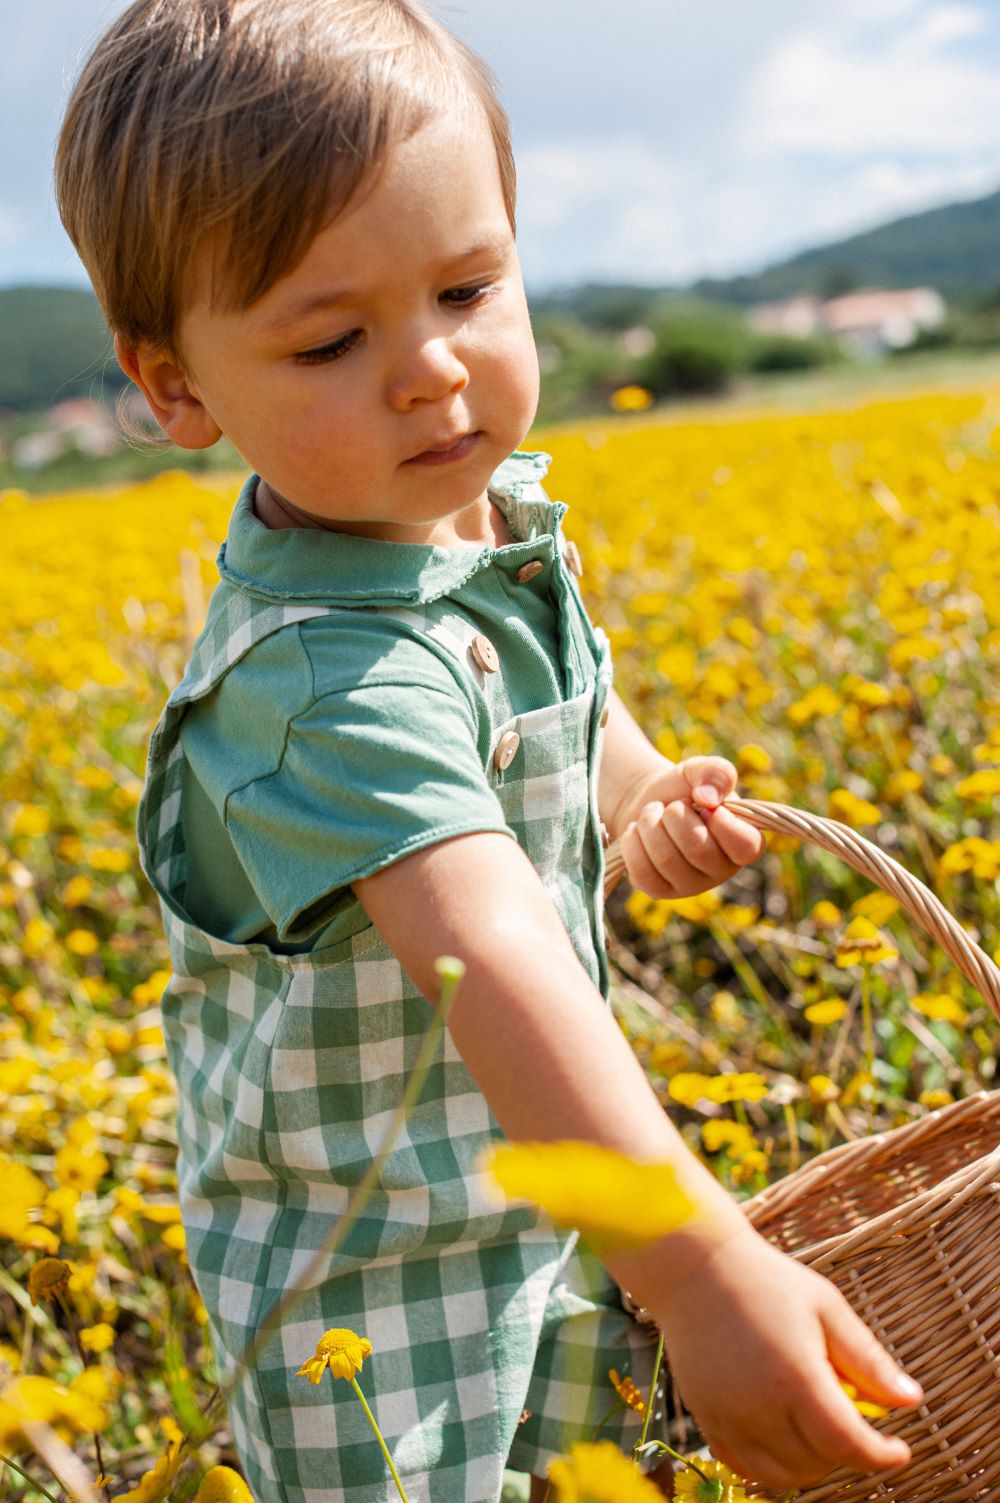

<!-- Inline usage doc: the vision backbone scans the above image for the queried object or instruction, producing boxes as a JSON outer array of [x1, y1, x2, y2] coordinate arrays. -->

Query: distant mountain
[[0, 286, 126, 414], [690, 187, 1000, 307]]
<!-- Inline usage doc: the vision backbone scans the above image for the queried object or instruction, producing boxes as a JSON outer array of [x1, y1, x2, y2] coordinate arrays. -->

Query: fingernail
[[625, 821, 636, 837], [695, 784, 720, 809], [894, 1375, 923, 1401]]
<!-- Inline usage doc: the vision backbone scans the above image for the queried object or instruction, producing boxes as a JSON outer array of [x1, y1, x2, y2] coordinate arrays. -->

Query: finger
[[660, 800, 742, 883], [679, 756, 738, 803], [701, 1431, 803, 1493], [696, 803, 766, 865], [621, 805, 716, 898], [823, 1294, 924, 1408], [634, 799, 736, 895], [802, 1364, 912, 1473]]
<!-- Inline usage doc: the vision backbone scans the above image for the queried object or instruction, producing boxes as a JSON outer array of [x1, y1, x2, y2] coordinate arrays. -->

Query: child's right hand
[[652, 1227, 923, 1492]]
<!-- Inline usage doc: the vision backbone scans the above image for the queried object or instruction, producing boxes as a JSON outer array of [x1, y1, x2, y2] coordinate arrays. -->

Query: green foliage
[[0, 286, 127, 413], [640, 301, 755, 396], [748, 333, 842, 373]]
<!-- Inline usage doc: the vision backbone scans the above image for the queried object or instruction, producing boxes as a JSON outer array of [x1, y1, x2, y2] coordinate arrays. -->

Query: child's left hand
[[617, 756, 764, 900]]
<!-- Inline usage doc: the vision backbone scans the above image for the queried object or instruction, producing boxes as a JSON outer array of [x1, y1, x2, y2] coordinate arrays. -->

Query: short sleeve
[[223, 671, 515, 943]]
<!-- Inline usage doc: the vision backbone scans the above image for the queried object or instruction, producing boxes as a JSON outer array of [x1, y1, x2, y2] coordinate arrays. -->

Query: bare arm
[[353, 831, 921, 1490]]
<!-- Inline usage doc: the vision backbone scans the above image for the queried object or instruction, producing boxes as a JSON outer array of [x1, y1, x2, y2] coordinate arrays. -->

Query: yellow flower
[[27, 1257, 72, 1306], [835, 916, 898, 968], [608, 1368, 646, 1414], [787, 684, 842, 725], [0, 1373, 108, 1449], [79, 1322, 116, 1354], [851, 892, 901, 926], [296, 1328, 373, 1384], [481, 1141, 695, 1254], [955, 768, 1000, 801], [547, 1439, 665, 1501], [702, 1072, 768, 1104], [117, 1416, 185, 1502], [829, 788, 882, 828], [804, 998, 848, 1027], [194, 1465, 256, 1502], [66, 928, 99, 956], [609, 385, 654, 413], [668, 1073, 714, 1107], [701, 1121, 755, 1156], [912, 993, 968, 1025], [674, 1455, 750, 1501], [807, 1074, 840, 1106], [811, 900, 842, 928], [919, 1088, 954, 1110], [840, 1379, 889, 1420]]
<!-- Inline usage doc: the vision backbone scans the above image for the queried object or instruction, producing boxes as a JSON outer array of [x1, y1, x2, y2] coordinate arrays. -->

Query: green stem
[[349, 1377, 409, 1503], [639, 1438, 717, 1489], [636, 1332, 664, 1460], [588, 1398, 625, 1442], [192, 959, 465, 1449], [861, 969, 875, 1079], [1, 1452, 62, 1502]]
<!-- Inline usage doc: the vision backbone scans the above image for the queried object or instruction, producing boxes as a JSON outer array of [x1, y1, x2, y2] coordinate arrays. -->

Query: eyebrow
[[261, 235, 513, 334]]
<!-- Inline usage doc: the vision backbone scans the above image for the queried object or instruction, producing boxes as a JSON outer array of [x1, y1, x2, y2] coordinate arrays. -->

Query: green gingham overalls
[[137, 452, 665, 1502]]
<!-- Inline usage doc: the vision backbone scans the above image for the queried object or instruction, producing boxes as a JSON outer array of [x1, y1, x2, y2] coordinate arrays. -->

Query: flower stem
[[349, 1377, 409, 1502], [588, 1398, 625, 1442], [635, 1332, 664, 1461], [1, 1453, 62, 1502]]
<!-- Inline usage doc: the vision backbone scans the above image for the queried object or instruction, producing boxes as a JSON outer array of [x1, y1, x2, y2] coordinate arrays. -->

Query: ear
[[114, 333, 222, 450]]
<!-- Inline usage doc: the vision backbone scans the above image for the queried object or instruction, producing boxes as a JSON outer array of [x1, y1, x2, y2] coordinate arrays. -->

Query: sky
[[5, 0, 1000, 295]]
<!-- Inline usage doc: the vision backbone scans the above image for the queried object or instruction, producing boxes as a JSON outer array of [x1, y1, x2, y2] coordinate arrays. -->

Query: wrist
[[604, 1196, 755, 1312]]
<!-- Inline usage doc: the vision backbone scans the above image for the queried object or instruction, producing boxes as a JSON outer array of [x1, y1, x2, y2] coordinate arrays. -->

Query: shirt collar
[[217, 450, 565, 606]]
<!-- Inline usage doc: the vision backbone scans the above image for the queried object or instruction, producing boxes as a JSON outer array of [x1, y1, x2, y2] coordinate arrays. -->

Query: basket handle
[[603, 797, 1000, 1020]]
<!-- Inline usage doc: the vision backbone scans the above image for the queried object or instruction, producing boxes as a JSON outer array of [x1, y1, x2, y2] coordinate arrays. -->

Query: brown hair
[[55, 0, 516, 355]]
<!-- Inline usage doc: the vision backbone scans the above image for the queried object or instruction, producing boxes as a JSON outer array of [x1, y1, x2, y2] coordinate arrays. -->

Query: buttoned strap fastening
[[493, 730, 521, 771], [471, 633, 500, 674], [599, 705, 609, 728], [564, 540, 583, 577], [517, 560, 544, 584]]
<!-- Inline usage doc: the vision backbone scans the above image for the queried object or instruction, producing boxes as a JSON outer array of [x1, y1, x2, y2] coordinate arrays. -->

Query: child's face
[[172, 110, 540, 545]]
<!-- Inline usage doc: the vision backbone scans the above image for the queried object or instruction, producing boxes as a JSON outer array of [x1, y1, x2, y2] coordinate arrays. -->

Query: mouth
[[404, 431, 482, 466]]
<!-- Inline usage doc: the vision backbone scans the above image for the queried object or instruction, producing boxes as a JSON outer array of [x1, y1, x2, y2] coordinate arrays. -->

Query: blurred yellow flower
[[482, 1140, 695, 1253], [804, 999, 848, 1027], [828, 789, 882, 828], [808, 1074, 840, 1106], [548, 1439, 665, 1501], [0, 1160, 47, 1243], [667, 1073, 714, 1108], [703, 1072, 768, 1104], [117, 1416, 186, 1502], [701, 1121, 755, 1156], [835, 917, 898, 967], [840, 1379, 889, 1420], [79, 1323, 116, 1354], [955, 769, 1000, 801], [919, 1088, 954, 1110], [297, 1328, 373, 1384], [912, 993, 968, 1025], [811, 900, 842, 928], [194, 1465, 256, 1502], [609, 385, 654, 413]]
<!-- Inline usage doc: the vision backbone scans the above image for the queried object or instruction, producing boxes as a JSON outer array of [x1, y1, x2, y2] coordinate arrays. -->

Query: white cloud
[[748, 4, 1000, 156]]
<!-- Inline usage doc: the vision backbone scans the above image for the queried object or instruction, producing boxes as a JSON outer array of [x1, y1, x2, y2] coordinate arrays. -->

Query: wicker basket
[[604, 799, 1000, 1502]]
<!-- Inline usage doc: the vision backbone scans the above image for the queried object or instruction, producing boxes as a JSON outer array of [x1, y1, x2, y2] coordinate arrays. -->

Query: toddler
[[56, 3, 922, 1500]]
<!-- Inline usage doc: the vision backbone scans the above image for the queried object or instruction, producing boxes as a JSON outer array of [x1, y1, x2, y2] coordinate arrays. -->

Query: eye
[[441, 282, 495, 308], [294, 328, 364, 365]]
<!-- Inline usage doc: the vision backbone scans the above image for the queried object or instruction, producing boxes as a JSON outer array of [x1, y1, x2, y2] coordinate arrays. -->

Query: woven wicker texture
[[605, 800, 1000, 1500]]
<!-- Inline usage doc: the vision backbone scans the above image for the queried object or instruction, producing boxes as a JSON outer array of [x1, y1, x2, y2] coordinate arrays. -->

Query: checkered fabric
[[136, 454, 666, 1501]]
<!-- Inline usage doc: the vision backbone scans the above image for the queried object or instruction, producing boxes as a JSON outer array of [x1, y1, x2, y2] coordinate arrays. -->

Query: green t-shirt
[[180, 452, 601, 952]]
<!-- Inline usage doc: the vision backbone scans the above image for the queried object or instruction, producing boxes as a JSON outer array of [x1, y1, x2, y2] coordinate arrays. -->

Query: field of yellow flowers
[[3, 385, 1000, 1500]]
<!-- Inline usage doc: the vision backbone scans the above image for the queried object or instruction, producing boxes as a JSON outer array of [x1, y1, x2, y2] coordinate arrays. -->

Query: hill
[[0, 285, 126, 414], [691, 187, 1000, 307]]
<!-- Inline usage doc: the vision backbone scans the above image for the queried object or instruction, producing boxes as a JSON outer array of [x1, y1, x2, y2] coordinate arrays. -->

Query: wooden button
[[517, 560, 544, 584], [599, 705, 610, 728], [564, 540, 583, 577], [471, 633, 500, 674], [494, 730, 521, 771], [600, 821, 610, 849]]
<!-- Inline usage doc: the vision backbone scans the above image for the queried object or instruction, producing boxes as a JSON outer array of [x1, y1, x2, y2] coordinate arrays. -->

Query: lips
[[404, 431, 481, 466]]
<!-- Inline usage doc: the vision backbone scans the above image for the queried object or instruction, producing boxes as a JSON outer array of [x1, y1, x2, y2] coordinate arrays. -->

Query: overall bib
[[137, 466, 664, 1502]]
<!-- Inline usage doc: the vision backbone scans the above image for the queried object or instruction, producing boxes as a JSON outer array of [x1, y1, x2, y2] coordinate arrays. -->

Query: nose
[[386, 334, 469, 411]]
